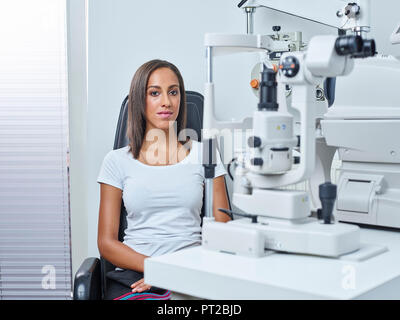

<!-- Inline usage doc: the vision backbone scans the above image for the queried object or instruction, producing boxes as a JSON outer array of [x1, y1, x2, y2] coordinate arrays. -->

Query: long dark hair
[[127, 59, 187, 159]]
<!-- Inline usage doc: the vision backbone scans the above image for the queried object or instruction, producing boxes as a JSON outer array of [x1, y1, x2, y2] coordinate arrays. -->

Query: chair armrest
[[73, 257, 102, 300]]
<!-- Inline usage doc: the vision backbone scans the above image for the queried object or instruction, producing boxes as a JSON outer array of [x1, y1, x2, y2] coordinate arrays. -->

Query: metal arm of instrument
[[242, 0, 371, 34]]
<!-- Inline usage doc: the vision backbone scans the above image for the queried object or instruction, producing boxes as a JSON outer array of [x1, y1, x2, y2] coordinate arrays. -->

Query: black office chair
[[73, 91, 230, 300]]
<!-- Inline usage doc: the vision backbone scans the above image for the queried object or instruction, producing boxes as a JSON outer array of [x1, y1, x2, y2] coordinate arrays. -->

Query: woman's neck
[[140, 126, 184, 165], [141, 127, 178, 151]]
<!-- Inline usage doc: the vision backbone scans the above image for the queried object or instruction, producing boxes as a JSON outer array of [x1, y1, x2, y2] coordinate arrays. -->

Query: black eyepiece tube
[[258, 67, 278, 111], [335, 35, 363, 56], [352, 39, 376, 58]]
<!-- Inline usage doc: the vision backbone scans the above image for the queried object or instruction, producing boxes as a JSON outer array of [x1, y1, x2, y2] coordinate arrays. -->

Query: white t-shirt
[[97, 140, 227, 258]]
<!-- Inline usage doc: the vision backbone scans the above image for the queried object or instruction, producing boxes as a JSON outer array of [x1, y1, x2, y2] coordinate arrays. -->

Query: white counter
[[144, 227, 400, 299]]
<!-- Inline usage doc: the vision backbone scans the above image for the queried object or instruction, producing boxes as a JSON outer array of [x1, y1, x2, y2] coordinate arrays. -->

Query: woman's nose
[[161, 92, 171, 107]]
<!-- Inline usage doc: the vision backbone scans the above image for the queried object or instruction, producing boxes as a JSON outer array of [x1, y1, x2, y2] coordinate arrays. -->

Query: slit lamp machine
[[201, 0, 400, 260]]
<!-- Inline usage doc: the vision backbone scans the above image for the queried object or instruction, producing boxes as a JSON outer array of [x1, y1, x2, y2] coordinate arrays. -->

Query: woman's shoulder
[[103, 146, 132, 162], [181, 139, 202, 165], [187, 139, 201, 149], [114, 145, 131, 157]]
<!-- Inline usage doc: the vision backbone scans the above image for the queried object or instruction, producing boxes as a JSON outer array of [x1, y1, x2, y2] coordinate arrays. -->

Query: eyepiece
[[335, 35, 377, 58], [352, 39, 376, 58], [335, 35, 363, 56]]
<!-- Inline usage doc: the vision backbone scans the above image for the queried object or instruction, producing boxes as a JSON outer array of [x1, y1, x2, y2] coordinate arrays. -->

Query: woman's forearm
[[98, 239, 148, 272]]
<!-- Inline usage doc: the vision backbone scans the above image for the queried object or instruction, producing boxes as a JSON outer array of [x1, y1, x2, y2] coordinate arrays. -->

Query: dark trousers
[[104, 269, 170, 300]]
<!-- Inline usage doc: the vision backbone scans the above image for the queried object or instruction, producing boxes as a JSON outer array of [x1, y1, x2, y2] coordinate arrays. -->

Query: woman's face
[[145, 67, 181, 132]]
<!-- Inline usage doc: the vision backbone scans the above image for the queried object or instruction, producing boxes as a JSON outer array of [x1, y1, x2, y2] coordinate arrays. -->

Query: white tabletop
[[144, 227, 400, 299]]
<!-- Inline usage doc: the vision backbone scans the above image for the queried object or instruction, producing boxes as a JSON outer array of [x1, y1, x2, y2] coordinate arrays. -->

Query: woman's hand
[[131, 278, 152, 293]]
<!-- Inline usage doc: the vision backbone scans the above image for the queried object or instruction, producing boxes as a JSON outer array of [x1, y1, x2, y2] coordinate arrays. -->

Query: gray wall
[[69, 0, 400, 261]]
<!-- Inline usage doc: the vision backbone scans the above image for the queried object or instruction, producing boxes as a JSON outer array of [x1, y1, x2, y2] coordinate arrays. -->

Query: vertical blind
[[0, 0, 72, 299]]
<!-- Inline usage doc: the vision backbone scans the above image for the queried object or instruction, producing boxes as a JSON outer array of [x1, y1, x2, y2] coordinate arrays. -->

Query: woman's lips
[[157, 111, 173, 119]]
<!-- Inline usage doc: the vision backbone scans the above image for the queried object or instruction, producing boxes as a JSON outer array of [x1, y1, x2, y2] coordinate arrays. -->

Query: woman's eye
[[169, 90, 178, 96], [150, 91, 159, 97]]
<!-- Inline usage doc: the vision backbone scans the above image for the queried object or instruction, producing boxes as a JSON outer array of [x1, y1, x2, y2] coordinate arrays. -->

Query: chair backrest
[[100, 91, 207, 298]]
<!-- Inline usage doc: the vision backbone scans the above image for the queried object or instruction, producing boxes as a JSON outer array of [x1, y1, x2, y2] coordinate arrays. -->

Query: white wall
[[67, 0, 88, 278], [81, 0, 400, 259]]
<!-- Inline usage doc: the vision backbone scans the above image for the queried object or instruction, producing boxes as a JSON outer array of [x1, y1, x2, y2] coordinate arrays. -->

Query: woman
[[97, 59, 230, 300]]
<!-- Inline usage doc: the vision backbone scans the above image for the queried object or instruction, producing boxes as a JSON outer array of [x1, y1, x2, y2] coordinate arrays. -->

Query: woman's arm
[[97, 183, 148, 272], [212, 175, 231, 222]]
